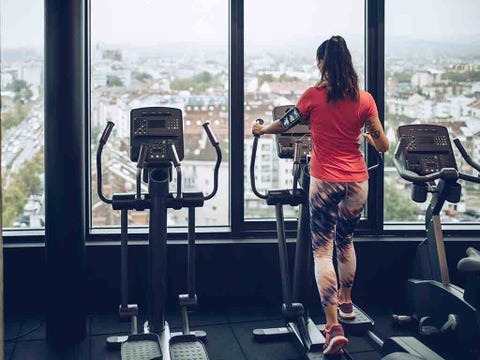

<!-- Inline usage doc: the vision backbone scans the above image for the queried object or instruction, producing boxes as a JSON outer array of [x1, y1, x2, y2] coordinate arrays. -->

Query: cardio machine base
[[253, 317, 328, 359], [405, 279, 480, 345], [112, 321, 209, 360]]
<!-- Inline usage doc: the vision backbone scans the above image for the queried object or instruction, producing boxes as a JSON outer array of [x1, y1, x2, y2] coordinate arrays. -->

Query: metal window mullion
[[229, 0, 245, 236], [366, 0, 385, 235]]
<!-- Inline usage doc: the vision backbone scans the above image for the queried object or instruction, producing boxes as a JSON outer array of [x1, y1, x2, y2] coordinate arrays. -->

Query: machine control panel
[[130, 107, 184, 163], [273, 105, 311, 160], [395, 124, 457, 176]]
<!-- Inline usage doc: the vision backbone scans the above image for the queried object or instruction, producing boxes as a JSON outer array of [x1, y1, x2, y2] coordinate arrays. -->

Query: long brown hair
[[316, 36, 359, 103]]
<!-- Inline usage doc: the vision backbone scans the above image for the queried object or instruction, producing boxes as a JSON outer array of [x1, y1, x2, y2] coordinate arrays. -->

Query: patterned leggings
[[309, 178, 368, 307]]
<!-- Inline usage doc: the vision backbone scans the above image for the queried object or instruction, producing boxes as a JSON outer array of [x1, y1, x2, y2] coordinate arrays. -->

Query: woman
[[252, 35, 389, 355]]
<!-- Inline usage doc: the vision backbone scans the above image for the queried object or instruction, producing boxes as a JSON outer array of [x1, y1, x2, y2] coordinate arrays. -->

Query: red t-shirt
[[296, 87, 378, 182]]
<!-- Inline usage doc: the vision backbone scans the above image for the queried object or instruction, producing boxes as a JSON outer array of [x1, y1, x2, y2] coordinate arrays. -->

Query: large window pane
[[91, 0, 229, 228], [385, 0, 480, 223], [1, 0, 45, 229], [244, 0, 365, 220]]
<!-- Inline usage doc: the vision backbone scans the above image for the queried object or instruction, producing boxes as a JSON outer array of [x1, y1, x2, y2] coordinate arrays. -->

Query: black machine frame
[[96, 107, 222, 359], [393, 124, 480, 357]]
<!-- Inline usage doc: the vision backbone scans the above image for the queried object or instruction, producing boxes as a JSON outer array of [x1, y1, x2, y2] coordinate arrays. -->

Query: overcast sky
[[1, 0, 479, 48]]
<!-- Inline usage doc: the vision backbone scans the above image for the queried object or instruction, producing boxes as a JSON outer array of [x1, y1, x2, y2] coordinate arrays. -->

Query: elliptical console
[[130, 107, 184, 163]]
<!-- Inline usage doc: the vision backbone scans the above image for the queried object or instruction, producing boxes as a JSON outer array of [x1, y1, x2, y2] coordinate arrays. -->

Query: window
[[244, 0, 365, 220], [91, 0, 229, 228], [1, 0, 45, 229], [385, 0, 480, 224]]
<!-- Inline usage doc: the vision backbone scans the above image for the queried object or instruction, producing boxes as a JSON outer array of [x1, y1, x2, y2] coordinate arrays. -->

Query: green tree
[[442, 71, 480, 82], [107, 75, 124, 87], [133, 72, 152, 83], [6, 79, 29, 93], [1, 103, 31, 133], [6, 79, 33, 103], [170, 71, 221, 92], [258, 74, 274, 84], [2, 150, 44, 227], [384, 184, 418, 222], [391, 71, 413, 83], [278, 74, 301, 82], [2, 177, 27, 227]]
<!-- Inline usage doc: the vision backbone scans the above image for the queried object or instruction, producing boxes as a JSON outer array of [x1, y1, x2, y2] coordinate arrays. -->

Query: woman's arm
[[364, 116, 389, 153], [252, 119, 285, 136]]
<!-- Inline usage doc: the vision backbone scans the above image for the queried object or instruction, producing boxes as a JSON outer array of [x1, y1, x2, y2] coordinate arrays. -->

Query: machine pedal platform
[[121, 333, 162, 360], [170, 335, 209, 360], [338, 303, 374, 335]]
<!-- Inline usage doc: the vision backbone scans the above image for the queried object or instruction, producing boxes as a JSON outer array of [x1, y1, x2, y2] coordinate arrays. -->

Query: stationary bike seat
[[457, 247, 480, 272]]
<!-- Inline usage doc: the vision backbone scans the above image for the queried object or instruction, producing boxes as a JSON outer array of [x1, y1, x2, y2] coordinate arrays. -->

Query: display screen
[[148, 119, 166, 129], [417, 136, 435, 144], [280, 107, 302, 129]]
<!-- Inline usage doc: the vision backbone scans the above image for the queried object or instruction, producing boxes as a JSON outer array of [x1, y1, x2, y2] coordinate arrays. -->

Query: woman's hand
[[252, 123, 265, 136], [363, 132, 375, 147]]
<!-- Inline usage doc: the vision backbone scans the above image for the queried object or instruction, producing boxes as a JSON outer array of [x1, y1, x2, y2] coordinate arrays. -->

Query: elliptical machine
[[393, 124, 480, 357], [249, 106, 383, 359], [97, 107, 222, 360]]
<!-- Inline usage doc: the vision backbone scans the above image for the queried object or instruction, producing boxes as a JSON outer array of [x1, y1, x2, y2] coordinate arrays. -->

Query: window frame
[[3, 0, 480, 243]]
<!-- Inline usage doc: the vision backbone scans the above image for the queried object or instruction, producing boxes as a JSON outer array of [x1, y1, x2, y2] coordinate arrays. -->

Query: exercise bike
[[249, 106, 442, 359], [97, 107, 221, 360], [393, 124, 480, 358]]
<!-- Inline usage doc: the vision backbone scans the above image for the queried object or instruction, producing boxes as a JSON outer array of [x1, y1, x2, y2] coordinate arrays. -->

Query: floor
[[3, 306, 477, 359]]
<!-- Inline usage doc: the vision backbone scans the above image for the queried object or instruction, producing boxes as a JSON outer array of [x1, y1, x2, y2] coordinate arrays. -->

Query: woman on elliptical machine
[[252, 35, 389, 355]]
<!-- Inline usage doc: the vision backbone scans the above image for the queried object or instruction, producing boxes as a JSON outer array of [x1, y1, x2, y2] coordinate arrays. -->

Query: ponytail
[[316, 36, 359, 103]]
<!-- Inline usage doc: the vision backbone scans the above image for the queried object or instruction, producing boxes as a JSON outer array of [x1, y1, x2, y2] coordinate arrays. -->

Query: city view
[[1, 0, 480, 229]]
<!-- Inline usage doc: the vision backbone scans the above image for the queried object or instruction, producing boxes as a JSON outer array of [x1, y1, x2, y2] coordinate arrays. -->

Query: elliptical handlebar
[[97, 122, 115, 204], [367, 147, 383, 172], [453, 138, 480, 174], [202, 121, 222, 201], [250, 119, 268, 200], [393, 156, 458, 183]]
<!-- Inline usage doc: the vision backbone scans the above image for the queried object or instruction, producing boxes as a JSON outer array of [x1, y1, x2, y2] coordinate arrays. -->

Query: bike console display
[[273, 105, 311, 160], [130, 107, 184, 164], [395, 124, 457, 176]]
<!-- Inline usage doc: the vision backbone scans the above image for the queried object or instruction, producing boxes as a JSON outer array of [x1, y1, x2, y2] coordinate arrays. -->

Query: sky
[[1, 0, 480, 48]]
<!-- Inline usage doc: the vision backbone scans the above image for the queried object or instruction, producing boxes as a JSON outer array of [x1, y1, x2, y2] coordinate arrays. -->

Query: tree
[[107, 75, 124, 87], [384, 184, 418, 222], [6, 79, 29, 93], [6, 79, 33, 103], [2, 150, 44, 227], [133, 72, 152, 83], [1, 103, 31, 134]]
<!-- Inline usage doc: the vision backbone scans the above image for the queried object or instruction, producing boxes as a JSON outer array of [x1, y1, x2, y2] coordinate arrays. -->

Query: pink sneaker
[[323, 324, 349, 355], [338, 301, 355, 319]]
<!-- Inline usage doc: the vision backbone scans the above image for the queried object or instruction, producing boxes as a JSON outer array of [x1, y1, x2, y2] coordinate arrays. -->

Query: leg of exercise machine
[[249, 106, 445, 360], [393, 124, 480, 358], [96, 107, 222, 360]]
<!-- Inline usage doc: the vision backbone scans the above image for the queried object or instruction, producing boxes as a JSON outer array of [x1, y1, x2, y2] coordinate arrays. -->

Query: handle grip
[[137, 144, 148, 169], [202, 121, 219, 146], [100, 121, 115, 145], [454, 138, 480, 173]]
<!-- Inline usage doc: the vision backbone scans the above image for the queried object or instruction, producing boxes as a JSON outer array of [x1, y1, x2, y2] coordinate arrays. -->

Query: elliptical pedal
[[338, 304, 374, 334], [170, 335, 209, 360], [121, 333, 162, 360]]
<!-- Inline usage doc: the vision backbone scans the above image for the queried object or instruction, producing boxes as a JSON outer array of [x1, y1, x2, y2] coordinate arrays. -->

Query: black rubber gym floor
[[3, 306, 478, 359]]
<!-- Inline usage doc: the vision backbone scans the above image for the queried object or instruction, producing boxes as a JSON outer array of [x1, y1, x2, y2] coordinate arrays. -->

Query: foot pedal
[[252, 326, 291, 341], [121, 333, 162, 360], [338, 304, 374, 334], [170, 335, 209, 360]]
